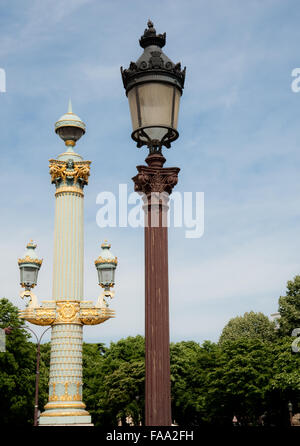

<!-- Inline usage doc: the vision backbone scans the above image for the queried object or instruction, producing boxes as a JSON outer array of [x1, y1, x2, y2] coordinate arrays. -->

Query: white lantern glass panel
[[20, 265, 38, 288], [128, 82, 181, 143]]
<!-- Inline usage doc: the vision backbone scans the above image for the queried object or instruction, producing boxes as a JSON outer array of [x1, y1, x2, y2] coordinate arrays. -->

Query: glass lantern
[[94, 241, 117, 291], [121, 20, 186, 152], [18, 241, 43, 290], [127, 81, 181, 148]]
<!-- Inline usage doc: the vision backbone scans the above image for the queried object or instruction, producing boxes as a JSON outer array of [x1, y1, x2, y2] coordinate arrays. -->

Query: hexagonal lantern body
[[121, 20, 186, 152], [18, 241, 43, 290], [95, 241, 117, 290]]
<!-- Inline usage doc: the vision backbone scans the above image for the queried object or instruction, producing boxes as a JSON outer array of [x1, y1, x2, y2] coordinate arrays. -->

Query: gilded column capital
[[49, 158, 91, 189]]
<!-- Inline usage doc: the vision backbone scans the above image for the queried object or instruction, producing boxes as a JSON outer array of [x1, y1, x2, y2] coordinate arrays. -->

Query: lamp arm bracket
[[20, 290, 39, 308], [96, 290, 115, 309]]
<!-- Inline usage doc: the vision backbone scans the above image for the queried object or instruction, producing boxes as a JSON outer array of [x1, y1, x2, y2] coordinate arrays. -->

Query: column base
[[39, 412, 92, 426], [39, 405, 92, 425], [39, 415, 92, 426]]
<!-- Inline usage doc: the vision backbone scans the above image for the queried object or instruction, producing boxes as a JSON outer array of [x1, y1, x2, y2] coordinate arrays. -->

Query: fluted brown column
[[133, 153, 179, 426]]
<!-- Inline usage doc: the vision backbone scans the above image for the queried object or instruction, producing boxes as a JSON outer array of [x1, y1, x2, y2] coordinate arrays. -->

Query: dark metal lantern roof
[[121, 20, 186, 94]]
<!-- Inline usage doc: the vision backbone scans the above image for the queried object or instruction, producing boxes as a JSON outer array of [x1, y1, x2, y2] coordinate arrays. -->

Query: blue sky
[[1, 0, 300, 345]]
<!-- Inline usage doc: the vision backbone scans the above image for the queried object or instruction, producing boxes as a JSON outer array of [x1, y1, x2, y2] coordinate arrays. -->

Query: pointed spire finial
[[68, 98, 72, 114], [55, 100, 86, 145], [147, 19, 154, 29]]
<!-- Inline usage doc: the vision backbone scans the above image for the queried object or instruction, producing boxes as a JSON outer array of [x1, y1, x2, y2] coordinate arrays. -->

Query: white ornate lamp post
[[18, 102, 117, 426]]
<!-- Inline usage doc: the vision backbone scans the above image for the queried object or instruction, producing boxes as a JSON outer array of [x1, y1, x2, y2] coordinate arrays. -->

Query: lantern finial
[[101, 240, 111, 249], [27, 240, 37, 249], [139, 19, 166, 49]]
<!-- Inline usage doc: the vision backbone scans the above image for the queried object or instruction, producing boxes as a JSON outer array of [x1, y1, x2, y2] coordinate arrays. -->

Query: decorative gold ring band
[[40, 410, 90, 417]]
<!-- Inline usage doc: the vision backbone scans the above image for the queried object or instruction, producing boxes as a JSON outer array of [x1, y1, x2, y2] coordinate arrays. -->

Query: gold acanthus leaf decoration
[[49, 159, 91, 185], [18, 255, 43, 266], [18, 300, 115, 326], [79, 307, 115, 325], [94, 256, 118, 265], [18, 307, 56, 326]]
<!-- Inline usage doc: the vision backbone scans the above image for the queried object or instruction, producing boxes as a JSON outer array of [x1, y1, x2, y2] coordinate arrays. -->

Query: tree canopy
[[0, 294, 299, 427], [83, 336, 145, 427], [0, 298, 36, 425], [219, 311, 277, 345], [278, 275, 300, 336]]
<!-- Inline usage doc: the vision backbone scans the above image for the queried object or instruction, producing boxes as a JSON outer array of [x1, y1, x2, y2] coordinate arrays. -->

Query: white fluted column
[[52, 186, 84, 301], [40, 145, 92, 425], [39, 182, 91, 424]]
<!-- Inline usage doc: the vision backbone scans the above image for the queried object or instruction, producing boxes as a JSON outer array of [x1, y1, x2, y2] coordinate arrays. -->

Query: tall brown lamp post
[[121, 20, 186, 426]]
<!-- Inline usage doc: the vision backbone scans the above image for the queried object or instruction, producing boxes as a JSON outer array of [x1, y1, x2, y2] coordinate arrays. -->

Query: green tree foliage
[[38, 342, 50, 411], [265, 336, 300, 425], [270, 337, 300, 393], [83, 336, 145, 427], [170, 340, 219, 426], [206, 338, 274, 426], [0, 298, 36, 425], [278, 276, 300, 336], [1, 298, 299, 427], [219, 311, 277, 346]]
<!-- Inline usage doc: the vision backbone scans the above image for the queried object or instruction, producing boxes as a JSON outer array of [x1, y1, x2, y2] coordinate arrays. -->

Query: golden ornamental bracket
[[18, 299, 115, 326]]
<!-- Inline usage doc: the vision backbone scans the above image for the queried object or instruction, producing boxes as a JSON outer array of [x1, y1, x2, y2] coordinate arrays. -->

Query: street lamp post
[[17, 104, 118, 426], [121, 20, 186, 426], [24, 325, 51, 426], [288, 401, 293, 426]]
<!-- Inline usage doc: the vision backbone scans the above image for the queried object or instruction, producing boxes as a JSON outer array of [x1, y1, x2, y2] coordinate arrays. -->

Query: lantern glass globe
[[128, 82, 181, 147]]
